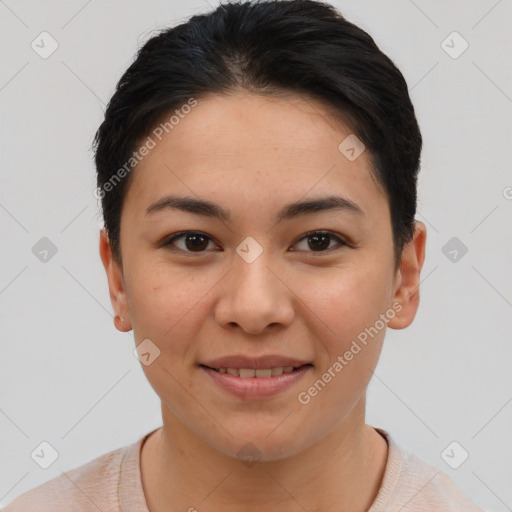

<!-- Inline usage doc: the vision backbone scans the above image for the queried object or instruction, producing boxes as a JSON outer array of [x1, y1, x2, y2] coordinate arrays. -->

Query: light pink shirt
[[2, 427, 484, 511]]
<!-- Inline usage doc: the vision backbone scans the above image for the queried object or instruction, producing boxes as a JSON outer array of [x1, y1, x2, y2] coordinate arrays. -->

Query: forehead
[[125, 91, 386, 217], [149, 92, 360, 168]]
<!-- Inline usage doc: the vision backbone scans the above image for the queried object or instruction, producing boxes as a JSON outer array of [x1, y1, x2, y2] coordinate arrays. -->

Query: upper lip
[[200, 355, 312, 369]]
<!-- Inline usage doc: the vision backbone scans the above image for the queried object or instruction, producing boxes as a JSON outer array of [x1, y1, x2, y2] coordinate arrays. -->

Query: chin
[[205, 425, 316, 464]]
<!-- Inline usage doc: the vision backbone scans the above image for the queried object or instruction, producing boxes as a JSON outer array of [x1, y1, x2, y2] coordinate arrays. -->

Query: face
[[100, 91, 426, 461]]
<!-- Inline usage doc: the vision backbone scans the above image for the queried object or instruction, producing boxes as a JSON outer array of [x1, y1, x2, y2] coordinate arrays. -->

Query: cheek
[[127, 270, 212, 408], [126, 265, 211, 353], [296, 265, 391, 410], [301, 264, 392, 348]]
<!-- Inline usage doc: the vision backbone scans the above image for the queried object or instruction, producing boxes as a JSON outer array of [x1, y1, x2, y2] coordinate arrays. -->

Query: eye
[[291, 230, 347, 253], [163, 231, 219, 253], [162, 230, 347, 254]]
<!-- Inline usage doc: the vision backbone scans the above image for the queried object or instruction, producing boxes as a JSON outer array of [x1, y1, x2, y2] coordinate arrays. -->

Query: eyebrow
[[145, 194, 365, 222]]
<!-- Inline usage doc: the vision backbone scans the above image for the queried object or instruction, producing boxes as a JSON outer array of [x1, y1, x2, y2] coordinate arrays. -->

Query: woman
[[3, 1, 484, 510]]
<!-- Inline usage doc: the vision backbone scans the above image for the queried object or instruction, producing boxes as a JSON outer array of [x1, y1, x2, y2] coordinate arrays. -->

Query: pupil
[[309, 234, 329, 251], [186, 234, 208, 251], [183, 234, 331, 252]]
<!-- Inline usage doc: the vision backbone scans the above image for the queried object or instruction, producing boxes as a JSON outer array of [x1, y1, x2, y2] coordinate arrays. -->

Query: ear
[[99, 228, 132, 332], [387, 221, 427, 330]]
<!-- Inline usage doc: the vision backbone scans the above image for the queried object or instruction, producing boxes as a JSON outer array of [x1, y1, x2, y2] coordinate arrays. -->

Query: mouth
[[198, 363, 313, 400], [199, 364, 311, 377]]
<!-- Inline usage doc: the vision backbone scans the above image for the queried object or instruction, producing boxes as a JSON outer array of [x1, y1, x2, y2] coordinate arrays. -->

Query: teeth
[[255, 368, 272, 378], [210, 366, 302, 377]]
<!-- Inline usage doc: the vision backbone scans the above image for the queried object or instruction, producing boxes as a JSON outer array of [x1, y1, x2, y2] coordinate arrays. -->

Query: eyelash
[[162, 230, 348, 255]]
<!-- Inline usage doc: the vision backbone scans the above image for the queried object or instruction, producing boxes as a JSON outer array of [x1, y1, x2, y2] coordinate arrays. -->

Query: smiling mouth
[[199, 364, 312, 378]]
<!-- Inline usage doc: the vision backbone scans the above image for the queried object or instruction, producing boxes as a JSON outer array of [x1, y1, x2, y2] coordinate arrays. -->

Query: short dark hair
[[93, 0, 422, 268]]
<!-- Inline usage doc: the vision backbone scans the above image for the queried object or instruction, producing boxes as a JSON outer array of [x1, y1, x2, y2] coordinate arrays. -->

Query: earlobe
[[387, 221, 427, 330], [99, 229, 132, 332]]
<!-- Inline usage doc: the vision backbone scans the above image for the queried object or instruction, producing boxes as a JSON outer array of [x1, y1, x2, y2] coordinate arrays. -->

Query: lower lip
[[199, 364, 312, 400]]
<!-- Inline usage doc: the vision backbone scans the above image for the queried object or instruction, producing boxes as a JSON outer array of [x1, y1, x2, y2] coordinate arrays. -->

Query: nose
[[214, 250, 295, 336]]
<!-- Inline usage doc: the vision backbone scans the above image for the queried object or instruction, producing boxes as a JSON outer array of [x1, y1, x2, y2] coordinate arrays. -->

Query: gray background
[[1, 1, 511, 510]]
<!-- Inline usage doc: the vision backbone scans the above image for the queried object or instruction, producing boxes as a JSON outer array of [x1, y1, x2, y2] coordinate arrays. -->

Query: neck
[[141, 400, 388, 512]]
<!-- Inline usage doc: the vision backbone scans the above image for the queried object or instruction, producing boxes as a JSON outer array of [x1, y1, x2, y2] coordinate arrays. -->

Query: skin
[[100, 91, 426, 512]]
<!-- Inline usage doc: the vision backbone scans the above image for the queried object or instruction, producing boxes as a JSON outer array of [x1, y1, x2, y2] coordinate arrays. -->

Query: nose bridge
[[215, 238, 294, 333], [234, 246, 277, 295]]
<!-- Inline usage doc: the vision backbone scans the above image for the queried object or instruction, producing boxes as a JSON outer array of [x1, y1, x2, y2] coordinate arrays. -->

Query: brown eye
[[164, 232, 216, 252], [292, 231, 346, 253]]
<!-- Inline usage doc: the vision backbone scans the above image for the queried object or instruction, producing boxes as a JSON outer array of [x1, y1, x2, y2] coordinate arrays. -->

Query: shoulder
[[1, 440, 134, 512], [370, 428, 485, 512]]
